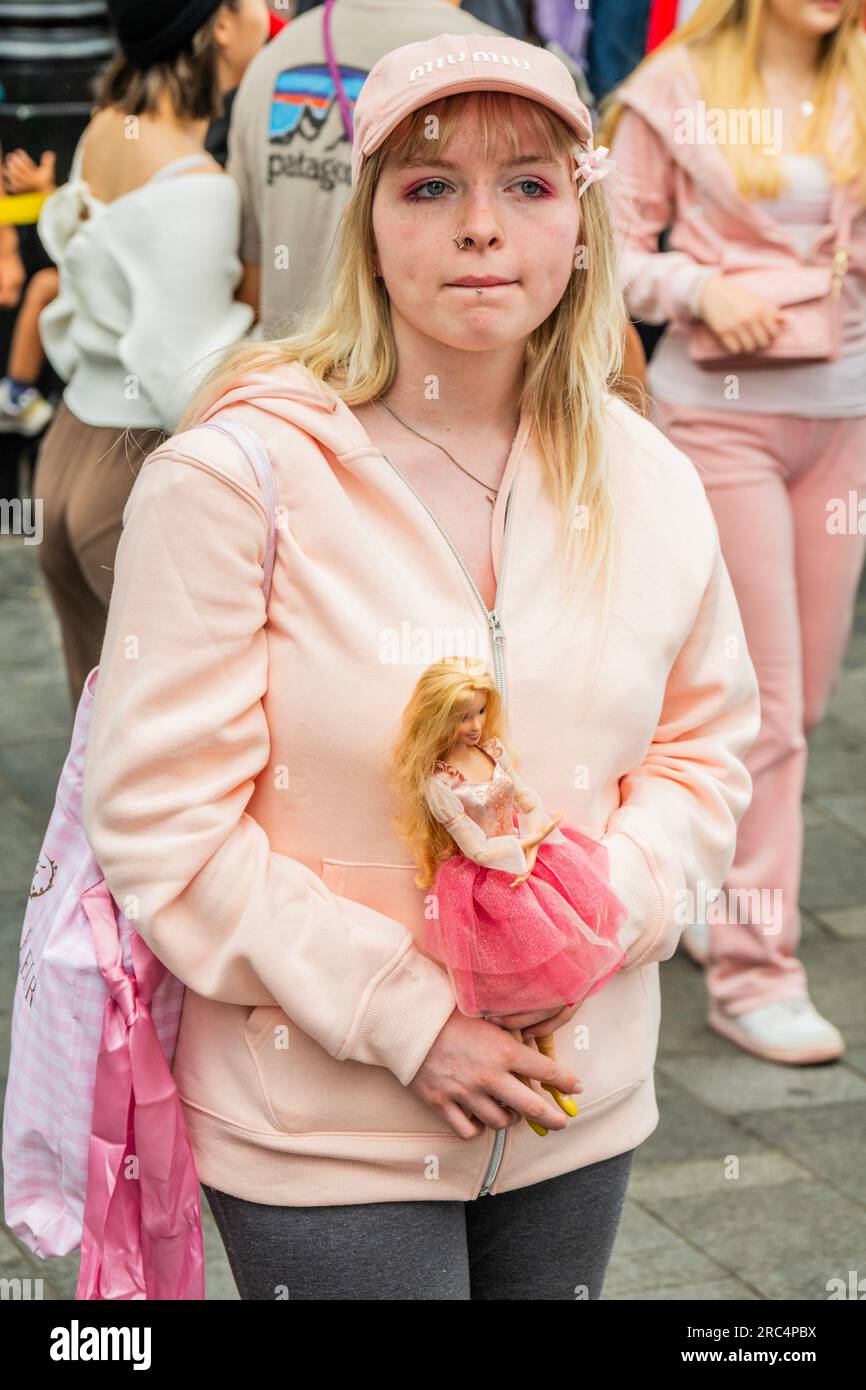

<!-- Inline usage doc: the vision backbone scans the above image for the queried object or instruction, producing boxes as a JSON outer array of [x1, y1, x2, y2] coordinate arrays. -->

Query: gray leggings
[[202, 1147, 634, 1300]]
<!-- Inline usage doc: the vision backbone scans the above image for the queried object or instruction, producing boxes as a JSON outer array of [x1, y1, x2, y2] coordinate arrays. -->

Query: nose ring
[[452, 228, 483, 292]]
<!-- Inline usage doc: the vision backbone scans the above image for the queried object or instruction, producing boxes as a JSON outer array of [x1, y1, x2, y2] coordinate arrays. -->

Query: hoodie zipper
[[379, 450, 520, 1197]]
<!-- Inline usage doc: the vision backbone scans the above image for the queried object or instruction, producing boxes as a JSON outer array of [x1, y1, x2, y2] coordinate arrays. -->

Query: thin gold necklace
[[374, 396, 518, 507]]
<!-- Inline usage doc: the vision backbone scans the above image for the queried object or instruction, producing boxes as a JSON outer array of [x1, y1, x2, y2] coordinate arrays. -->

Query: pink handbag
[[687, 202, 853, 368], [3, 416, 277, 1298]]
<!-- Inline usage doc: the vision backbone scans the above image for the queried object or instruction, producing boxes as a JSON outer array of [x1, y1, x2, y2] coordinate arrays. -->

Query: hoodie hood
[[615, 42, 855, 239], [198, 360, 377, 465], [196, 355, 537, 584]]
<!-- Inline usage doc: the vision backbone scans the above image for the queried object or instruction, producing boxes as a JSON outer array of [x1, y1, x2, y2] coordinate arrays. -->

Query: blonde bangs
[[385, 88, 578, 171]]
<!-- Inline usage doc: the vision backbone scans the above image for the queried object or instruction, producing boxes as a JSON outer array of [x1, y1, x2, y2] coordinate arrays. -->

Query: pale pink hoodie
[[81, 359, 761, 1205]]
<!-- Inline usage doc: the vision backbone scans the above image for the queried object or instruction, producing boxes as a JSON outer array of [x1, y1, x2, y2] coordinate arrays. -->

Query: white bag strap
[[201, 419, 277, 607]]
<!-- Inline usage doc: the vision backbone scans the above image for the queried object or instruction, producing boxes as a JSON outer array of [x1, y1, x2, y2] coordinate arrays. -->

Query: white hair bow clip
[[573, 144, 615, 197]]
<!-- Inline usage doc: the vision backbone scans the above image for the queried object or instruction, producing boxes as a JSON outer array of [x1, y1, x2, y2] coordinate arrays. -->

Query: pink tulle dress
[[423, 736, 628, 1017]]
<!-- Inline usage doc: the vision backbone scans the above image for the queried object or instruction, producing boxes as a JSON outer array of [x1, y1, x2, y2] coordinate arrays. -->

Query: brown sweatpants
[[32, 397, 167, 709]]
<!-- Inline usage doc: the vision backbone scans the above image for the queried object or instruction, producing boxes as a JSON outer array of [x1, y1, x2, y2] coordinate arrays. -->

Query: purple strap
[[323, 0, 354, 142], [202, 420, 277, 608]]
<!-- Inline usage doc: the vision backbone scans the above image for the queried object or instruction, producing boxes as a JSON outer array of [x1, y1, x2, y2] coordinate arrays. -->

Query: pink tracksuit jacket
[[81, 359, 761, 1205], [606, 42, 866, 326]]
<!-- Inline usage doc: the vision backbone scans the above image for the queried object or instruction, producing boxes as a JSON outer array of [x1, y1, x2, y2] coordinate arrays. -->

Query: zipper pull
[[488, 608, 505, 645], [831, 247, 849, 297]]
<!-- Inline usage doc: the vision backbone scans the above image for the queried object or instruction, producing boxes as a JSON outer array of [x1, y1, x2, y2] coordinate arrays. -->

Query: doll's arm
[[425, 776, 529, 875], [488, 739, 568, 846]]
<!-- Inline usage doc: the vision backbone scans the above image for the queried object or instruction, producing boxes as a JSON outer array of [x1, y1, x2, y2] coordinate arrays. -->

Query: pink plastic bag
[[76, 883, 205, 1299]]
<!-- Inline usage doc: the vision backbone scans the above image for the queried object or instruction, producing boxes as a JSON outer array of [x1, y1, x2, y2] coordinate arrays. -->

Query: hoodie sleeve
[[425, 775, 528, 875], [82, 436, 457, 1088], [608, 106, 720, 324], [597, 476, 761, 973]]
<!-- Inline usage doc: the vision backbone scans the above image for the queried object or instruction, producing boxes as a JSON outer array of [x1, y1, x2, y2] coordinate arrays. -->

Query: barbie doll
[[391, 658, 628, 1131]]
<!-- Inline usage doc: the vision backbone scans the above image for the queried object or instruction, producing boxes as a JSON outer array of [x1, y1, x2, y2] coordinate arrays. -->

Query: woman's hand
[[696, 274, 787, 355], [2, 148, 56, 195], [485, 1001, 580, 1038], [409, 1008, 582, 1138]]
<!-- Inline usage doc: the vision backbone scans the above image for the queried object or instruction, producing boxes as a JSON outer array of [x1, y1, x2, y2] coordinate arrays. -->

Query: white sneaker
[[0, 379, 55, 436], [680, 921, 708, 966], [708, 997, 846, 1064]]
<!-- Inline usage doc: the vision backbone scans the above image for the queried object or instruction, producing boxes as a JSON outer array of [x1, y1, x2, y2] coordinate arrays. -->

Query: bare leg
[[8, 267, 57, 381]]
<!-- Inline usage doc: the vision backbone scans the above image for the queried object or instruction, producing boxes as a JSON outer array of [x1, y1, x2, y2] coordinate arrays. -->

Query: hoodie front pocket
[[242, 998, 454, 1137], [320, 857, 430, 945], [241, 860, 452, 1136]]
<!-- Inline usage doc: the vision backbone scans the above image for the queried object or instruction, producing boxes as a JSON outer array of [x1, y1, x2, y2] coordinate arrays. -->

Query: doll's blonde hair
[[389, 656, 517, 891]]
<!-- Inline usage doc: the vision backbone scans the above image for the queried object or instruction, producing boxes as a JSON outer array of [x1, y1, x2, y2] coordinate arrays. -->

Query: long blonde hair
[[600, 0, 866, 200], [178, 88, 632, 678], [389, 656, 514, 889]]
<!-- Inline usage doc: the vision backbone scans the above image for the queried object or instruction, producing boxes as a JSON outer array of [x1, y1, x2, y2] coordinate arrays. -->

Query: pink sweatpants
[[653, 399, 866, 1012]]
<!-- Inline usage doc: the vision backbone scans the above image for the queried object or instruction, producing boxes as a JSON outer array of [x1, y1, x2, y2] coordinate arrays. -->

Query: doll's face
[[450, 690, 487, 750]]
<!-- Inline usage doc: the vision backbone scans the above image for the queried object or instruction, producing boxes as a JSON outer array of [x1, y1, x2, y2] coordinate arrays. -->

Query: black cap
[[106, 0, 226, 68]]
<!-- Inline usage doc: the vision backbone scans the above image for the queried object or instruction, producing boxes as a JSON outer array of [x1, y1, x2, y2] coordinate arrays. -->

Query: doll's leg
[[534, 1033, 579, 1117]]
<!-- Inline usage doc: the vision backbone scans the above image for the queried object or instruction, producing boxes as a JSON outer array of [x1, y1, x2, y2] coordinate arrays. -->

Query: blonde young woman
[[601, 0, 866, 1064], [81, 34, 760, 1300]]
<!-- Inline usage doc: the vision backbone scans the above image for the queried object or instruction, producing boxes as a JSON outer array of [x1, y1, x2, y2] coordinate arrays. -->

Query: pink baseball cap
[[350, 32, 596, 188]]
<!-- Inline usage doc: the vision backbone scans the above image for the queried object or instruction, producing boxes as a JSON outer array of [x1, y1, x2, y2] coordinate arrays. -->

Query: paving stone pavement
[[1, 526, 864, 1302]]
